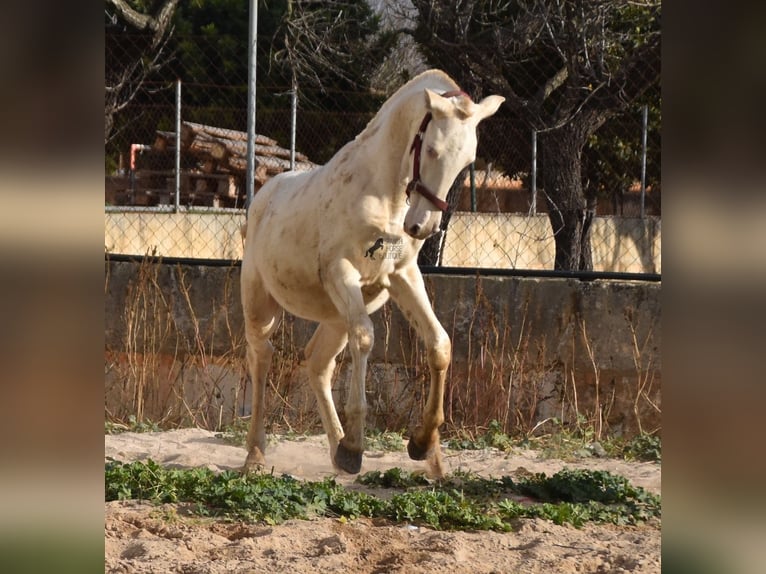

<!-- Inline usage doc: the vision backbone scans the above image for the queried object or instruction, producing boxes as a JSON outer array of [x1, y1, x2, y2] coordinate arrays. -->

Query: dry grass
[[105, 258, 661, 441], [105, 257, 247, 430]]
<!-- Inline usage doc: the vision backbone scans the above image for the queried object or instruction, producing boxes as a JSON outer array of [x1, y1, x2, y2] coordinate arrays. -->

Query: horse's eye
[[426, 146, 438, 159]]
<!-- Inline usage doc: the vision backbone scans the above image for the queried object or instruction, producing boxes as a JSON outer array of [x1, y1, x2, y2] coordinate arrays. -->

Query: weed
[[105, 415, 162, 435], [357, 467, 431, 489], [622, 433, 661, 462], [106, 459, 659, 530], [214, 417, 250, 447], [365, 429, 406, 452], [443, 418, 627, 461], [446, 420, 515, 452]]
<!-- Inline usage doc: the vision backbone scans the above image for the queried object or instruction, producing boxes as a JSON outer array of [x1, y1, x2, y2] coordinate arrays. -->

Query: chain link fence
[[105, 8, 660, 275]]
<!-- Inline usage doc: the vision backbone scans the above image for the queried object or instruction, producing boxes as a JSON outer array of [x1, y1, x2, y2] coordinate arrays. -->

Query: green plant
[[622, 433, 661, 462], [516, 416, 625, 460], [446, 420, 515, 452], [357, 467, 431, 489], [359, 467, 660, 527], [214, 417, 251, 447], [105, 415, 162, 435], [106, 460, 659, 530], [365, 429, 406, 452]]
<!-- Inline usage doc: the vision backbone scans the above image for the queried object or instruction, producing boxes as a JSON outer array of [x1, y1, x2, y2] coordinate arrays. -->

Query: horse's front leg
[[323, 259, 374, 474], [389, 263, 451, 478], [304, 322, 348, 462]]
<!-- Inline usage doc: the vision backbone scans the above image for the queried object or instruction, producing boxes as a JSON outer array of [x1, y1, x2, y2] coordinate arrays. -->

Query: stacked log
[[153, 121, 315, 185]]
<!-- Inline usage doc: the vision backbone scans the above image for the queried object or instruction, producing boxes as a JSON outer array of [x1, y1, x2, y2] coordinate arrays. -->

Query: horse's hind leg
[[304, 322, 348, 463], [389, 264, 451, 478], [241, 275, 281, 472]]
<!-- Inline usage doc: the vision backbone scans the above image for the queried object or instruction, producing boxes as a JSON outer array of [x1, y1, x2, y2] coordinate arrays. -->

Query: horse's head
[[403, 89, 505, 240]]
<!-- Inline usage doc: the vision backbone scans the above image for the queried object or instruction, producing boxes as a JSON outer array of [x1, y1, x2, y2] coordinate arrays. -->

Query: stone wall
[[105, 259, 661, 437]]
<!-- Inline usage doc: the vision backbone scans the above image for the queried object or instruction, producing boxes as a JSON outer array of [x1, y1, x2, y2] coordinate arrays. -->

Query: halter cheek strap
[[406, 90, 470, 213]]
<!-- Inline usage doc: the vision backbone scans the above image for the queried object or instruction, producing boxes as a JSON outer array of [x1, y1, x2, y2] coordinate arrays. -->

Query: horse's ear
[[424, 89, 454, 118], [474, 95, 505, 121]]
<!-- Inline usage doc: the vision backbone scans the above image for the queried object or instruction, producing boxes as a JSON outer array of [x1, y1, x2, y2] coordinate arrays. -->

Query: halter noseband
[[406, 90, 471, 213]]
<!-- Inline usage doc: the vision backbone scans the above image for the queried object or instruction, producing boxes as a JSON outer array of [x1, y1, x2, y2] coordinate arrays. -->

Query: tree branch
[[534, 65, 569, 107], [107, 0, 179, 47], [105, 0, 179, 144], [590, 32, 661, 113]]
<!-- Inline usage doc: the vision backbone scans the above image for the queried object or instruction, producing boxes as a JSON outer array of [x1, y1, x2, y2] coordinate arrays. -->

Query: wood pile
[[153, 121, 315, 185], [106, 122, 316, 208]]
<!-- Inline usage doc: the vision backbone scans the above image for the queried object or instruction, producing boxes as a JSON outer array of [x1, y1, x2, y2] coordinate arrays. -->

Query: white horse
[[241, 69, 504, 477]]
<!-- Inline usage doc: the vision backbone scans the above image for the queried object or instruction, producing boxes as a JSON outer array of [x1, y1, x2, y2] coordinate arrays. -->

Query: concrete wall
[[105, 211, 661, 273], [105, 210, 244, 260], [442, 213, 661, 273], [105, 259, 661, 437]]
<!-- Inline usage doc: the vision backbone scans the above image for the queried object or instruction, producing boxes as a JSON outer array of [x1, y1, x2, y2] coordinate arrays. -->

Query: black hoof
[[407, 437, 432, 461], [334, 440, 363, 474]]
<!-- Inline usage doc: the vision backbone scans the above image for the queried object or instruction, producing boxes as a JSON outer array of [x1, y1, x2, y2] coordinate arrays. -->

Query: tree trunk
[[539, 126, 594, 271]]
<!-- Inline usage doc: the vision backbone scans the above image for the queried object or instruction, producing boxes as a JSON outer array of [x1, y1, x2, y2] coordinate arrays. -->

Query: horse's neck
[[360, 94, 426, 197]]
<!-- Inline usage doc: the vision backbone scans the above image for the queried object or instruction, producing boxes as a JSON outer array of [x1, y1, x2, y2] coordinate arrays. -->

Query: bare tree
[[408, 0, 661, 270], [272, 0, 396, 94], [105, 0, 179, 144]]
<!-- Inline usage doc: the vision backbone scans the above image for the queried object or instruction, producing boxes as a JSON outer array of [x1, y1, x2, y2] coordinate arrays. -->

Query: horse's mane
[[356, 70, 460, 140]]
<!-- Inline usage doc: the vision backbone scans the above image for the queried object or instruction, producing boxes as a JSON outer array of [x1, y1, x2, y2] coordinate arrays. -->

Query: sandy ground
[[105, 429, 661, 573]]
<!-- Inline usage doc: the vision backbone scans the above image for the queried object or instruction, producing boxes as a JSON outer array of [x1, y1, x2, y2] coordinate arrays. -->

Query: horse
[[240, 69, 504, 477]]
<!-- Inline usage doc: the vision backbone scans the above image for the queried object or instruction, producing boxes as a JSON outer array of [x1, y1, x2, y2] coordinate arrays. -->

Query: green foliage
[[517, 469, 641, 504], [502, 417, 622, 461], [446, 420, 515, 452], [442, 419, 660, 465], [105, 459, 384, 523], [365, 429, 406, 452], [388, 489, 509, 531], [214, 417, 250, 447], [498, 499, 592, 528], [105, 415, 162, 435], [583, 92, 661, 203], [169, 0, 393, 110], [622, 433, 661, 462], [515, 469, 661, 525], [106, 460, 659, 530], [357, 467, 431, 489], [443, 419, 661, 464]]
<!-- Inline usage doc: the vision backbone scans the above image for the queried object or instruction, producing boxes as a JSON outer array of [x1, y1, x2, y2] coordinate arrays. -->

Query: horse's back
[[242, 167, 344, 321], [246, 169, 313, 223]]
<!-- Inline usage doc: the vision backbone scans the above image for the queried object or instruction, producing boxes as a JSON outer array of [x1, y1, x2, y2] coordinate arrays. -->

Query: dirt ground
[[105, 429, 661, 573]]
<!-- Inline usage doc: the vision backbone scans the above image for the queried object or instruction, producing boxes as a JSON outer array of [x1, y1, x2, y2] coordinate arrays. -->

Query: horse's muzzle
[[405, 223, 442, 241]]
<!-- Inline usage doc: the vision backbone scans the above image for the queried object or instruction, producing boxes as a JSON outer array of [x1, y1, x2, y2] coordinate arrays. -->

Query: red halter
[[405, 90, 470, 213]]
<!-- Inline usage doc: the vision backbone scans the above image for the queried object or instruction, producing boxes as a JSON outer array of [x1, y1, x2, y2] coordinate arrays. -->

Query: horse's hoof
[[426, 449, 445, 479], [407, 437, 433, 461], [242, 448, 266, 473], [241, 462, 264, 474], [334, 440, 363, 474]]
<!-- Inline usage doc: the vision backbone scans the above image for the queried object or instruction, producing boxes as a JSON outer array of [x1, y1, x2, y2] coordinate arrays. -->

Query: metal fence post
[[531, 130, 537, 215], [174, 78, 181, 213], [245, 0, 259, 210], [289, 79, 297, 171], [640, 104, 648, 219], [470, 162, 476, 212]]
